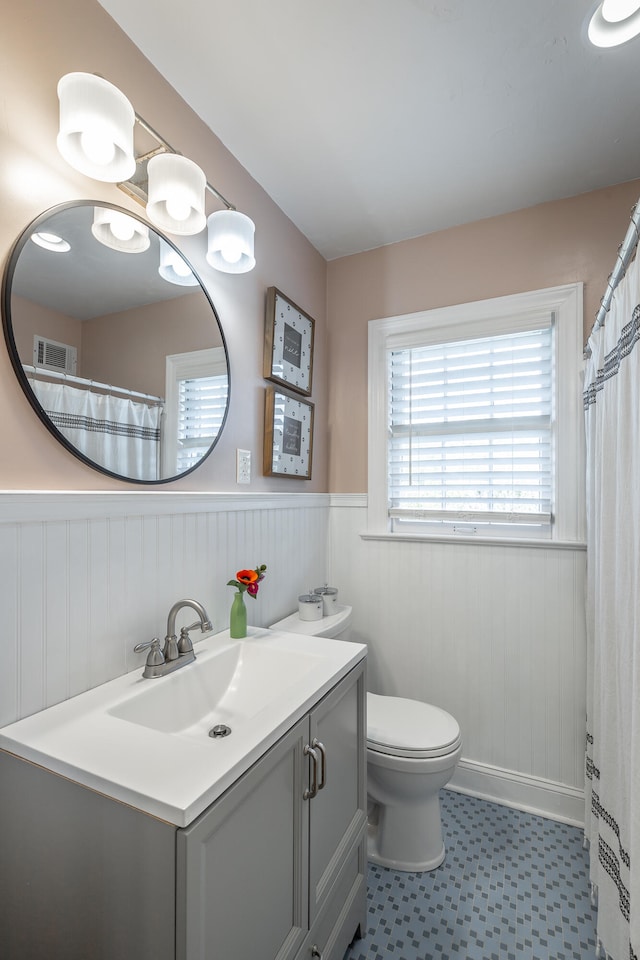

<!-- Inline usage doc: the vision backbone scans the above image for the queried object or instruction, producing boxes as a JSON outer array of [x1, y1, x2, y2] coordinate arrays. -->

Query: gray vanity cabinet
[[176, 660, 368, 960], [0, 659, 366, 960]]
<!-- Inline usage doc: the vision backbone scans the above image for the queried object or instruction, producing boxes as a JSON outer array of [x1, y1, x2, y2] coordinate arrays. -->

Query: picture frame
[[263, 386, 314, 479], [264, 286, 315, 397]]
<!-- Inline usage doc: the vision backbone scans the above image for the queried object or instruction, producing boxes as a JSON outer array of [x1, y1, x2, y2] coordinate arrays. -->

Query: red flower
[[236, 569, 258, 585]]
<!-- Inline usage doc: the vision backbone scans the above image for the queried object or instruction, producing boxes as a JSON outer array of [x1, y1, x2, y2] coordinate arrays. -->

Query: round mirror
[[2, 201, 229, 483]]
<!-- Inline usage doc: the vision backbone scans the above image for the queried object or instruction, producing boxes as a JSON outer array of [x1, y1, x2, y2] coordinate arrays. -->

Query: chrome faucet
[[134, 598, 213, 679], [164, 598, 213, 660]]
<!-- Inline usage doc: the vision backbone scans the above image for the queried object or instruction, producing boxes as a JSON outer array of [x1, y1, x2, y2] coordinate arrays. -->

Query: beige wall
[[11, 296, 83, 367], [82, 293, 223, 397], [0, 0, 327, 491], [2, 0, 637, 496], [326, 180, 640, 492]]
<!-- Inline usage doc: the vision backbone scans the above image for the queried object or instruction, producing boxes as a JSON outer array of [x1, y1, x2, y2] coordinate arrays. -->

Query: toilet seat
[[367, 692, 461, 759]]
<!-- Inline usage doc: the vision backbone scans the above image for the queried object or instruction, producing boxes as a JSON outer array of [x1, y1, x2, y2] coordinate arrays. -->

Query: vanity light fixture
[[31, 231, 71, 253], [56, 72, 256, 274], [158, 241, 199, 286], [588, 0, 640, 46], [91, 207, 150, 254]]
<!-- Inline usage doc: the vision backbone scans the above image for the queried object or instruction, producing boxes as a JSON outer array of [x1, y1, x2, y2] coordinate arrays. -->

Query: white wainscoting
[[0, 492, 329, 727], [328, 497, 587, 825], [0, 490, 588, 824]]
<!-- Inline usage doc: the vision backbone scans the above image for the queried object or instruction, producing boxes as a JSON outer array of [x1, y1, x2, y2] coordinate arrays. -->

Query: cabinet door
[[307, 661, 367, 924], [0, 751, 176, 960], [176, 716, 309, 960]]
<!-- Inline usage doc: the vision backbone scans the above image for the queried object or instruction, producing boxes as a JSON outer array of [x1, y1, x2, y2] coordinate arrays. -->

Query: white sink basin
[[0, 626, 366, 827], [108, 641, 319, 737]]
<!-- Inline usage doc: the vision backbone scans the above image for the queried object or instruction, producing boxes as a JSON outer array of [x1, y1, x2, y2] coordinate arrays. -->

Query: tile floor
[[345, 789, 597, 960]]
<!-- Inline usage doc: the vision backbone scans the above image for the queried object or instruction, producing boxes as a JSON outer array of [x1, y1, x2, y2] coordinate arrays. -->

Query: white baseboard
[[447, 758, 585, 827]]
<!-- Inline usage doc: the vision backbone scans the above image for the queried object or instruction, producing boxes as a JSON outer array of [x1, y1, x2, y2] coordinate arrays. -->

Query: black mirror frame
[[1, 200, 230, 484]]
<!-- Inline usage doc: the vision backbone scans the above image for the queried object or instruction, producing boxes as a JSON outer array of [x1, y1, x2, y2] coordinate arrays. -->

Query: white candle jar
[[313, 586, 339, 616], [298, 593, 324, 621]]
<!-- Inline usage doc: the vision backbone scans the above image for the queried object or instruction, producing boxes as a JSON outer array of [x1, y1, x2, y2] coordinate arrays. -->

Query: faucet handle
[[178, 626, 194, 655], [133, 638, 165, 668], [177, 618, 212, 655], [183, 617, 213, 634]]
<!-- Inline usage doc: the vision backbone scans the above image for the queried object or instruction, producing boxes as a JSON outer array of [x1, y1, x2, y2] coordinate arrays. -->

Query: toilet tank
[[269, 604, 353, 640]]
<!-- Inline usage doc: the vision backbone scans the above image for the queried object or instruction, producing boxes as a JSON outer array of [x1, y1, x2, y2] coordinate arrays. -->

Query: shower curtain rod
[[586, 197, 640, 357], [23, 364, 164, 404]]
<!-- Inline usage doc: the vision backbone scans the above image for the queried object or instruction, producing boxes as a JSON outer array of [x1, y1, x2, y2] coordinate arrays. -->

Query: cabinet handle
[[312, 738, 327, 791], [303, 744, 319, 800], [311, 946, 323, 959]]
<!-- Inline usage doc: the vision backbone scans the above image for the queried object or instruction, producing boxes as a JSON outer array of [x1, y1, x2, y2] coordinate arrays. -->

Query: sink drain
[[209, 723, 232, 739]]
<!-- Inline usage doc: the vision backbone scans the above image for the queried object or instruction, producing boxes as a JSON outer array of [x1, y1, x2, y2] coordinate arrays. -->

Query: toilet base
[[366, 794, 447, 873], [367, 820, 445, 872]]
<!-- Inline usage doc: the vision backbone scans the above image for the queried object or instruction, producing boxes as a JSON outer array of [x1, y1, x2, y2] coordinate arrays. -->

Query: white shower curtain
[[584, 253, 640, 960], [30, 379, 162, 480]]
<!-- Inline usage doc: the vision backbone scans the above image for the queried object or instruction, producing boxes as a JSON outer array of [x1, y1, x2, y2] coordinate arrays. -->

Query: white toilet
[[269, 604, 462, 873]]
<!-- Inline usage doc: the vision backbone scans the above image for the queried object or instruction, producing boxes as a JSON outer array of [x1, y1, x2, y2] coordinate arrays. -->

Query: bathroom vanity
[[0, 628, 367, 960]]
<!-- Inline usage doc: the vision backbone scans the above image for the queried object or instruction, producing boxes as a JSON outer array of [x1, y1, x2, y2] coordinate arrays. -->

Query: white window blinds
[[388, 323, 553, 532], [176, 374, 227, 474]]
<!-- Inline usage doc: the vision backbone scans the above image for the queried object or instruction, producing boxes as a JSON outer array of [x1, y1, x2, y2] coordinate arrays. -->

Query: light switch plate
[[236, 449, 251, 484]]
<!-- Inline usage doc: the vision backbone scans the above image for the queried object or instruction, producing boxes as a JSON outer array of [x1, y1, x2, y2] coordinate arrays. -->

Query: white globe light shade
[[206, 210, 256, 274], [91, 207, 150, 254], [57, 73, 136, 182], [158, 242, 199, 286], [146, 154, 207, 236]]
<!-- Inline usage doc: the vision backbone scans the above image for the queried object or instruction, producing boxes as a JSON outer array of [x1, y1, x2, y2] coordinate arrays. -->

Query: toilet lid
[[367, 692, 461, 759]]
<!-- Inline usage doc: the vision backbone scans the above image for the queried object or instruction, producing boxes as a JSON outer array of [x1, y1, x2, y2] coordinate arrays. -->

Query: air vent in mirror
[[33, 336, 77, 374]]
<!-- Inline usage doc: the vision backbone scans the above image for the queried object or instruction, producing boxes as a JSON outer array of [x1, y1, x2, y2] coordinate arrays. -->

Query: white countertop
[[0, 627, 366, 827]]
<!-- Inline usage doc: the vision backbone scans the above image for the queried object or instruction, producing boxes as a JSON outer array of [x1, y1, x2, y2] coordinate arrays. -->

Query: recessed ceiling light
[[588, 0, 640, 46], [30, 231, 71, 253], [602, 0, 640, 21]]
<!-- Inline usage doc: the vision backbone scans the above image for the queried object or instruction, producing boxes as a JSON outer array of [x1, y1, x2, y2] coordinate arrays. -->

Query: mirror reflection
[[2, 201, 229, 482]]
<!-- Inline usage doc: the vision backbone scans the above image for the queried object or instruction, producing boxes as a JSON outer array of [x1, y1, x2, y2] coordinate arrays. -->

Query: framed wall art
[[263, 386, 314, 479], [264, 286, 315, 397]]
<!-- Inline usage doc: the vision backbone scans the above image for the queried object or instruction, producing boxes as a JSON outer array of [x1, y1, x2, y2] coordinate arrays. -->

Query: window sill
[[360, 531, 586, 551]]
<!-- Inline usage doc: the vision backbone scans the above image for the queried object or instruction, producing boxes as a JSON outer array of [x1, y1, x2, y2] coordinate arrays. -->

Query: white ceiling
[[97, 0, 640, 261]]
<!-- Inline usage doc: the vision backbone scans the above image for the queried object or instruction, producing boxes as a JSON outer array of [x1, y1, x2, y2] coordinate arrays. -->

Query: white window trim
[[163, 347, 227, 478], [368, 283, 585, 544]]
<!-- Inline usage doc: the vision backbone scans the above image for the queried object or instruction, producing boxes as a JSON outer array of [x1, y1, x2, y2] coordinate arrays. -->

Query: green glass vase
[[230, 591, 247, 638]]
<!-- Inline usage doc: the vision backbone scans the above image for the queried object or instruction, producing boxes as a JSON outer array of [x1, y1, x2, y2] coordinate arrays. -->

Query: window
[[368, 284, 584, 543], [163, 347, 228, 476]]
